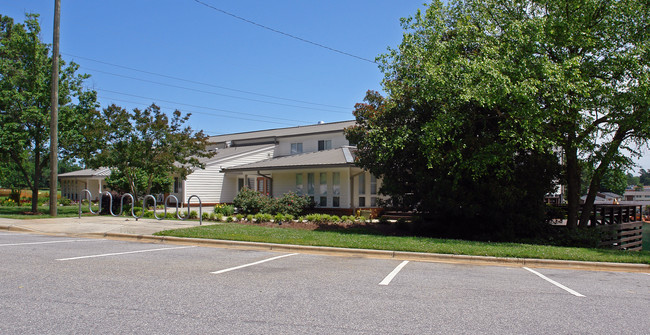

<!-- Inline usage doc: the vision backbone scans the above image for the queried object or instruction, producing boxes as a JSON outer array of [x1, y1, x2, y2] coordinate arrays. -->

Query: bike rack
[[77, 189, 203, 225]]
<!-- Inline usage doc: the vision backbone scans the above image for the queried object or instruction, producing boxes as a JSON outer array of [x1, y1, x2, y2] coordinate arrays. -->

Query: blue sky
[[3, 1, 648, 172], [3, 0, 425, 136]]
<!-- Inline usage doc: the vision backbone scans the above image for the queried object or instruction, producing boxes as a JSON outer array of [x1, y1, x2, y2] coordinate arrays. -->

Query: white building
[[59, 120, 385, 214]]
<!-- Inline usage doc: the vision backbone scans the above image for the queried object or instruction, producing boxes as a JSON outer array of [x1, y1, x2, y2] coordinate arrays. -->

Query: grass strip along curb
[[150, 223, 649, 270], [93, 232, 649, 273]]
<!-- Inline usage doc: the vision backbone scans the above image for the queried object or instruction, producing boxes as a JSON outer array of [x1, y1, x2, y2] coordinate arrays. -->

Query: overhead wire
[[97, 95, 301, 134], [80, 66, 351, 115], [64, 52, 349, 110], [95, 88, 310, 125], [193, 0, 378, 65]]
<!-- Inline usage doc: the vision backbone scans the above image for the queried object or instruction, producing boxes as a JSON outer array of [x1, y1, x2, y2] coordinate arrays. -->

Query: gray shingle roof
[[58, 168, 111, 178], [223, 146, 356, 172], [209, 120, 355, 144]]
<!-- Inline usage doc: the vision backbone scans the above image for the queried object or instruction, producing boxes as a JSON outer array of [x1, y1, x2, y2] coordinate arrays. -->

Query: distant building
[[623, 186, 650, 203]]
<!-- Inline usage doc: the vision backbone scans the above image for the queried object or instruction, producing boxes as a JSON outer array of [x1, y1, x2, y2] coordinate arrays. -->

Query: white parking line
[[56, 245, 196, 261], [523, 267, 585, 297], [211, 253, 298, 274], [379, 261, 409, 286], [0, 239, 99, 247]]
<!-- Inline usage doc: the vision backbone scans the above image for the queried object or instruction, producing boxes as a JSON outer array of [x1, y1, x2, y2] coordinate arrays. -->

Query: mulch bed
[[233, 219, 404, 235]]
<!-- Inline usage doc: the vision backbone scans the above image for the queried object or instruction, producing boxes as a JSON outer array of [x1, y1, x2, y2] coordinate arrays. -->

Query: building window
[[370, 175, 377, 195], [318, 140, 332, 151], [307, 173, 315, 195], [333, 196, 340, 207], [320, 172, 327, 196], [295, 173, 303, 194], [371, 197, 377, 207], [359, 173, 366, 195], [320, 196, 327, 207], [291, 143, 303, 155], [238, 178, 245, 192], [359, 196, 366, 207], [333, 172, 340, 196]]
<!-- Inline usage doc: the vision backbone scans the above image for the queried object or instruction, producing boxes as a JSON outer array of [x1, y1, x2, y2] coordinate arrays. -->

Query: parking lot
[[1, 231, 649, 334]]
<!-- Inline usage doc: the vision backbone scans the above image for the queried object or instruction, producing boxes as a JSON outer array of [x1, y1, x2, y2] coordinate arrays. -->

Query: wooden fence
[[583, 205, 645, 251]]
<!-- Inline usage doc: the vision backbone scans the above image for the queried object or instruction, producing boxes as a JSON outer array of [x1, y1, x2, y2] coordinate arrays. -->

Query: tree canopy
[[83, 103, 214, 201], [0, 13, 98, 211], [347, 0, 650, 233]]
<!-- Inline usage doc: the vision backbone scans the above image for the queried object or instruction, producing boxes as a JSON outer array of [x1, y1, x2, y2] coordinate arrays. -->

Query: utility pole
[[49, 0, 61, 216]]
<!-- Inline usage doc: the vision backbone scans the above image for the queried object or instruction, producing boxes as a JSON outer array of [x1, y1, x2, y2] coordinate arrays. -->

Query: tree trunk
[[565, 146, 580, 229], [578, 127, 627, 227]]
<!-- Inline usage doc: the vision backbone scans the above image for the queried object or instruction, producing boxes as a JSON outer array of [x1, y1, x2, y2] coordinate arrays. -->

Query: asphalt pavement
[[0, 215, 648, 273]]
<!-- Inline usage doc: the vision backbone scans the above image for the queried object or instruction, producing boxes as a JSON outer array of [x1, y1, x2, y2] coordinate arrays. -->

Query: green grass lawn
[[155, 222, 650, 264], [0, 205, 98, 219]]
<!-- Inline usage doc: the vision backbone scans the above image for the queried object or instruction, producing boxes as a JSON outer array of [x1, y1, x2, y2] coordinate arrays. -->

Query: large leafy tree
[[0, 14, 98, 212], [84, 104, 214, 202], [348, 0, 650, 229]]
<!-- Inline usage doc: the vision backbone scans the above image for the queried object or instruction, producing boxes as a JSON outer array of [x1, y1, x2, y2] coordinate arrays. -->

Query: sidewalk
[[1, 215, 648, 273], [0, 215, 202, 236]]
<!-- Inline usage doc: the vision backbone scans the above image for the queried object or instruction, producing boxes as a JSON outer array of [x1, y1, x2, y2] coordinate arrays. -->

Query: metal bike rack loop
[[77, 190, 202, 225]]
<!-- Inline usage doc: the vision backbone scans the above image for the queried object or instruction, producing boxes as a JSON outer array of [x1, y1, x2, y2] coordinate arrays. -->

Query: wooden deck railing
[[581, 205, 645, 251]]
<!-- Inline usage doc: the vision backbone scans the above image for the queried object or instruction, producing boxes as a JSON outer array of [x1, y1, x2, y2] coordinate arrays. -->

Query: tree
[[0, 14, 98, 212], [350, 0, 650, 230], [347, 90, 559, 241], [84, 104, 214, 203], [640, 169, 650, 186], [104, 168, 172, 199]]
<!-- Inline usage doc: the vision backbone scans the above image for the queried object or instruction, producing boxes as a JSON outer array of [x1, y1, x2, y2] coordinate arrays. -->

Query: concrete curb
[[0, 224, 38, 233], [89, 232, 650, 273]]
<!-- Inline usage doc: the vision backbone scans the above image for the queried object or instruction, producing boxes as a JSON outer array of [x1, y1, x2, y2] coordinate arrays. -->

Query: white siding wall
[[270, 168, 351, 208], [274, 133, 349, 157], [184, 147, 274, 204]]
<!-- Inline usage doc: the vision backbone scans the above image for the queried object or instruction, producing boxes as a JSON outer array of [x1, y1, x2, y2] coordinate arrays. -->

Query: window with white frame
[[295, 173, 303, 194], [319, 172, 327, 206], [307, 173, 315, 195], [291, 143, 303, 155], [332, 172, 340, 207], [358, 173, 366, 195], [318, 140, 332, 151]]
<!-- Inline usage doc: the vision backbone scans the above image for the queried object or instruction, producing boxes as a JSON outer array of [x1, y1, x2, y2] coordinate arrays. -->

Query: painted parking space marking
[[379, 261, 409, 286], [523, 267, 585, 297], [0, 239, 101, 247], [56, 245, 196, 261], [211, 253, 298, 274]]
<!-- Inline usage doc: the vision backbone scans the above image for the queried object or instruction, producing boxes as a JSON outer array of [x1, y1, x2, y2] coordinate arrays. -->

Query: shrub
[[274, 213, 285, 222], [233, 188, 267, 214], [226, 216, 234, 222], [284, 214, 294, 221], [275, 191, 310, 216], [236, 214, 244, 221], [58, 197, 72, 206], [233, 188, 311, 216], [246, 214, 254, 222], [202, 212, 211, 221], [1, 198, 17, 207], [189, 210, 198, 219], [214, 204, 235, 216]]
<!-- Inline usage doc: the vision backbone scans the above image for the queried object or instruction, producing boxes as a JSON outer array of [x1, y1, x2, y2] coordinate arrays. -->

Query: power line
[[82, 66, 352, 114], [64, 52, 349, 110], [96, 88, 310, 125], [193, 0, 378, 65]]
